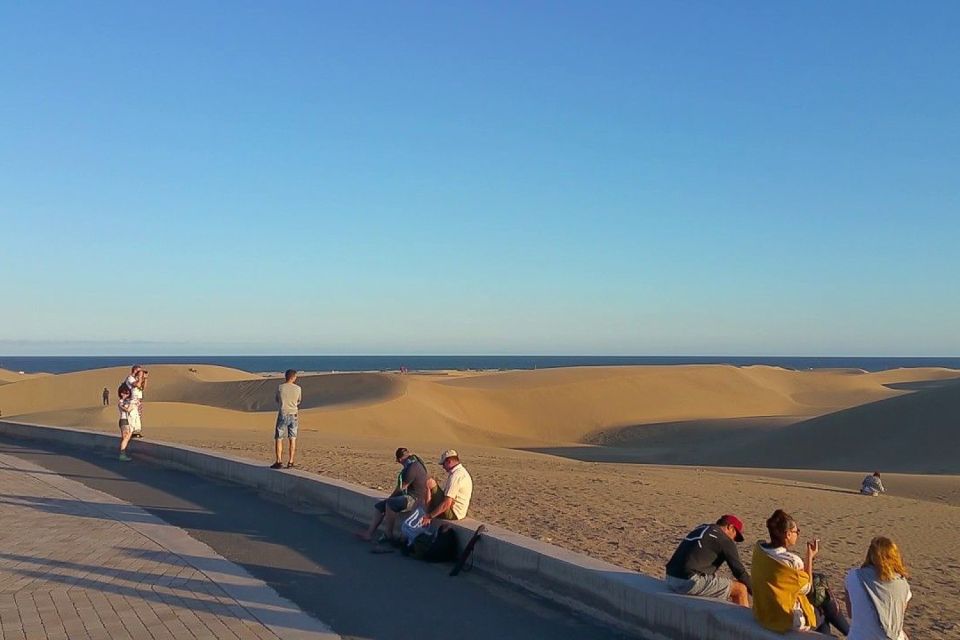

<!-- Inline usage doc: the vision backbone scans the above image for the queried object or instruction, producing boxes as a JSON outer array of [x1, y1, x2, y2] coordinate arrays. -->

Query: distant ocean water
[[1, 355, 958, 375]]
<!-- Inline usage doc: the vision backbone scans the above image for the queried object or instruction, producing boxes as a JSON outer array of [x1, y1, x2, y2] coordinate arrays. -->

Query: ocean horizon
[[2, 355, 959, 375]]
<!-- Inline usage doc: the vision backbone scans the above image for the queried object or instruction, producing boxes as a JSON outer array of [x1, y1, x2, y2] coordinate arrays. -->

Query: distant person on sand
[[664, 515, 751, 606], [123, 366, 147, 439], [421, 449, 473, 526], [272, 369, 301, 469], [860, 472, 885, 496], [844, 536, 911, 640], [357, 448, 430, 542], [117, 384, 134, 462], [752, 509, 847, 635], [102, 387, 109, 406]]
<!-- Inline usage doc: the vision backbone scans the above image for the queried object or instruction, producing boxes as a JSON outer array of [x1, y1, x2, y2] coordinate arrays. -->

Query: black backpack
[[410, 528, 458, 563]]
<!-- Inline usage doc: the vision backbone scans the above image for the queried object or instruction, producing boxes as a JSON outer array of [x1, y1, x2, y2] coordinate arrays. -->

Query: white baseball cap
[[438, 449, 459, 464]]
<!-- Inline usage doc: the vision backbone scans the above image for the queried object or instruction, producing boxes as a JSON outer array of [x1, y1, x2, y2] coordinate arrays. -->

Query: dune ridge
[[2, 363, 959, 473]]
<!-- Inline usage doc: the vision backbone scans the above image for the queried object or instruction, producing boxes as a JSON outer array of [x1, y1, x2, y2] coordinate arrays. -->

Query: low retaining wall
[[0, 420, 819, 640]]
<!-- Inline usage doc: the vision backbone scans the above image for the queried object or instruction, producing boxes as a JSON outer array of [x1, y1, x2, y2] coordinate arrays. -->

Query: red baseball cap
[[718, 514, 745, 542]]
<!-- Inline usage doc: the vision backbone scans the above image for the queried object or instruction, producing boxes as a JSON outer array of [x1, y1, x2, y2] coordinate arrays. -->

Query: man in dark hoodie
[[356, 448, 430, 542], [665, 514, 751, 606]]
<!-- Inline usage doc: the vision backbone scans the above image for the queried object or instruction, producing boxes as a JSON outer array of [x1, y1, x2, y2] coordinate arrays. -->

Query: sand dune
[[0, 368, 50, 384], [3, 364, 960, 473], [3, 362, 960, 637]]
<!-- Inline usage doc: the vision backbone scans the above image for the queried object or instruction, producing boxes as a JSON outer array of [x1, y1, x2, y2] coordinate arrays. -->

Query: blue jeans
[[275, 413, 298, 439]]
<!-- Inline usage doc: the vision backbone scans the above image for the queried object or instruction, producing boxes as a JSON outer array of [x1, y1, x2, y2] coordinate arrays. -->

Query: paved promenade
[[0, 452, 338, 640]]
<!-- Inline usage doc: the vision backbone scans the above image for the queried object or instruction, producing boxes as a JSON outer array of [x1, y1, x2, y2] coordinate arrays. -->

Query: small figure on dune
[[861, 472, 885, 496], [102, 387, 110, 406]]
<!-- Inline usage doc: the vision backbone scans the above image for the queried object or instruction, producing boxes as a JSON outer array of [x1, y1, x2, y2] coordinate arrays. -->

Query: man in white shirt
[[422, 449, 473, 525], [124, 365, 147, 438]]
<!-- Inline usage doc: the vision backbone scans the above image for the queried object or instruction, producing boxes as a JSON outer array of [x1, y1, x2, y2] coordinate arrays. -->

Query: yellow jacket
[[751, 543, 816, 633]]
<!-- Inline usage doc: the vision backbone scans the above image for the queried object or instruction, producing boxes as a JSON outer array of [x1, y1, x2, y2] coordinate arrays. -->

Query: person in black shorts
[[356, 448, 429, 542]]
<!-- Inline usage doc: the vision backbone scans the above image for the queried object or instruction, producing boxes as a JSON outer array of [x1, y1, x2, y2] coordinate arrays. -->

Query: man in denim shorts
[[271, 369, 301, 469]]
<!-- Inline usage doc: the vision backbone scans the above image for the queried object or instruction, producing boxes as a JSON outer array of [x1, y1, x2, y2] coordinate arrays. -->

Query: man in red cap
[[664, 515, 751, 606]]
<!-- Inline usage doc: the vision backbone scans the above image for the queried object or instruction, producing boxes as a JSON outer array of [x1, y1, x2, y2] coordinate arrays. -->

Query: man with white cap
[[422, 449, 473, 525]]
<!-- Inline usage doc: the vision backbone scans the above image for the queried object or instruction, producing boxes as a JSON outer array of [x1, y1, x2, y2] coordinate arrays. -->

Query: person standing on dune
[[272, 369, 302, 469]]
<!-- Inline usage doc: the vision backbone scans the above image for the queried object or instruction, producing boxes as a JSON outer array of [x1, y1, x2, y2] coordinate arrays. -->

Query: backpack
[[809, 572, 829, 609], [409, 528, 458, 563]]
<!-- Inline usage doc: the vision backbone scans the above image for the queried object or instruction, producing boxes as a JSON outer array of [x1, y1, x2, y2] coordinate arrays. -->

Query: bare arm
[[424, 497, 454, 523], [804, 539, 819, 575]]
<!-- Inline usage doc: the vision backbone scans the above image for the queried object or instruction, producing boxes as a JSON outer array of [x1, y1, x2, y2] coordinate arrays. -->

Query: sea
[[1, 355, 958, 375]]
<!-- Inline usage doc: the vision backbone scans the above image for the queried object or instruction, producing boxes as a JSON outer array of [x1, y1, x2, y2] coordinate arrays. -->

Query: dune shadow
[[883, 378, 960, 392], [158, 372, 406, 412], [521, 416, 797, 465]]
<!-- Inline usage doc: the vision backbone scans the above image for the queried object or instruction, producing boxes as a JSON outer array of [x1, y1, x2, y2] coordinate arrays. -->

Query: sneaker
[[270, 462, 283, 469], [132, 433, 143, 439], [118, 453, 132, 462], [286, 462, 296, 469]]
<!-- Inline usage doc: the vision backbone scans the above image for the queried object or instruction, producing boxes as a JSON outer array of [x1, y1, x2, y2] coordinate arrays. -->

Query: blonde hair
[[862, 536, 908, 581]]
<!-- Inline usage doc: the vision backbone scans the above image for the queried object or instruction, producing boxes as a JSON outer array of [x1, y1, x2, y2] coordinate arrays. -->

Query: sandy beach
[[2, 364, 958, 638]]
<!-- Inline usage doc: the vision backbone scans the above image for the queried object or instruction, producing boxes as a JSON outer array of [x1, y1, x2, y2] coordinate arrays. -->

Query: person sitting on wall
[[664, 514, 751, 606], [420, 449, 473, 526], [357, 447, 429, 542]]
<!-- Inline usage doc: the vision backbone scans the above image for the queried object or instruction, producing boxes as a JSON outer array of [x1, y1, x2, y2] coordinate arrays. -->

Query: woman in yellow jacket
[[752, 509, 819, 633]]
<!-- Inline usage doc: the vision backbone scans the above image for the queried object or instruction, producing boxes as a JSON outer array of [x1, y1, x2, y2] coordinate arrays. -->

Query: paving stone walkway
[[0, 452, 339, 640]]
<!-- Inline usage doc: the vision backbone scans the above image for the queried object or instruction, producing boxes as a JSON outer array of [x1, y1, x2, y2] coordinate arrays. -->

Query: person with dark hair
[[753, 509, 816, 632], [272, 369, 301, 469], [665, 515, 751, 606], [752, 509, 848, 635], [356, 448, 430, 542], [860, 472, 885, 496], [117, 384, 134, 462]]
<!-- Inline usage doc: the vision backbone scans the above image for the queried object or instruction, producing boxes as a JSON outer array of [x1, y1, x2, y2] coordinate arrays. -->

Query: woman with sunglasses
[[752, 509, 846, 634]]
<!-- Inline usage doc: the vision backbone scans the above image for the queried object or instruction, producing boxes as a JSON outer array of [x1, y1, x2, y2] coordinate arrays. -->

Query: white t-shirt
[[760, 545, 811, 630], [442, 463, 473, 519], [845, 569, 911, 640], [125, 375, 143, 411], [131, 386, 143, 413]]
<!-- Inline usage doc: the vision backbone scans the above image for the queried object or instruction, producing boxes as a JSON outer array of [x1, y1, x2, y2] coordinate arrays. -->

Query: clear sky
[[1, 1, 957, 356]]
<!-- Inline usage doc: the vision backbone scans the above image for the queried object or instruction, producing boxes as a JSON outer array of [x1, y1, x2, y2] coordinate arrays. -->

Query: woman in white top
[[844, 536, 911, 640]]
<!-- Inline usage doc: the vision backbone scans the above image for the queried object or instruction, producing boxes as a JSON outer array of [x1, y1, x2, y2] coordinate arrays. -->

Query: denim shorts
[[275, 413, 298, 439], [375, 494, 416, 514], [665, 573, 732, 600]]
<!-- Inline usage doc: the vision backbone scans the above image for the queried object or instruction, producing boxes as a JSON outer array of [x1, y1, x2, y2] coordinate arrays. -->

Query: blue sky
[[1, 1, 957, 355]]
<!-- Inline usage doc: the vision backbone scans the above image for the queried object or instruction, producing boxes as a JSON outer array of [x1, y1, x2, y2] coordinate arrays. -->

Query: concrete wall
[[0, 421, 823, 640]]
